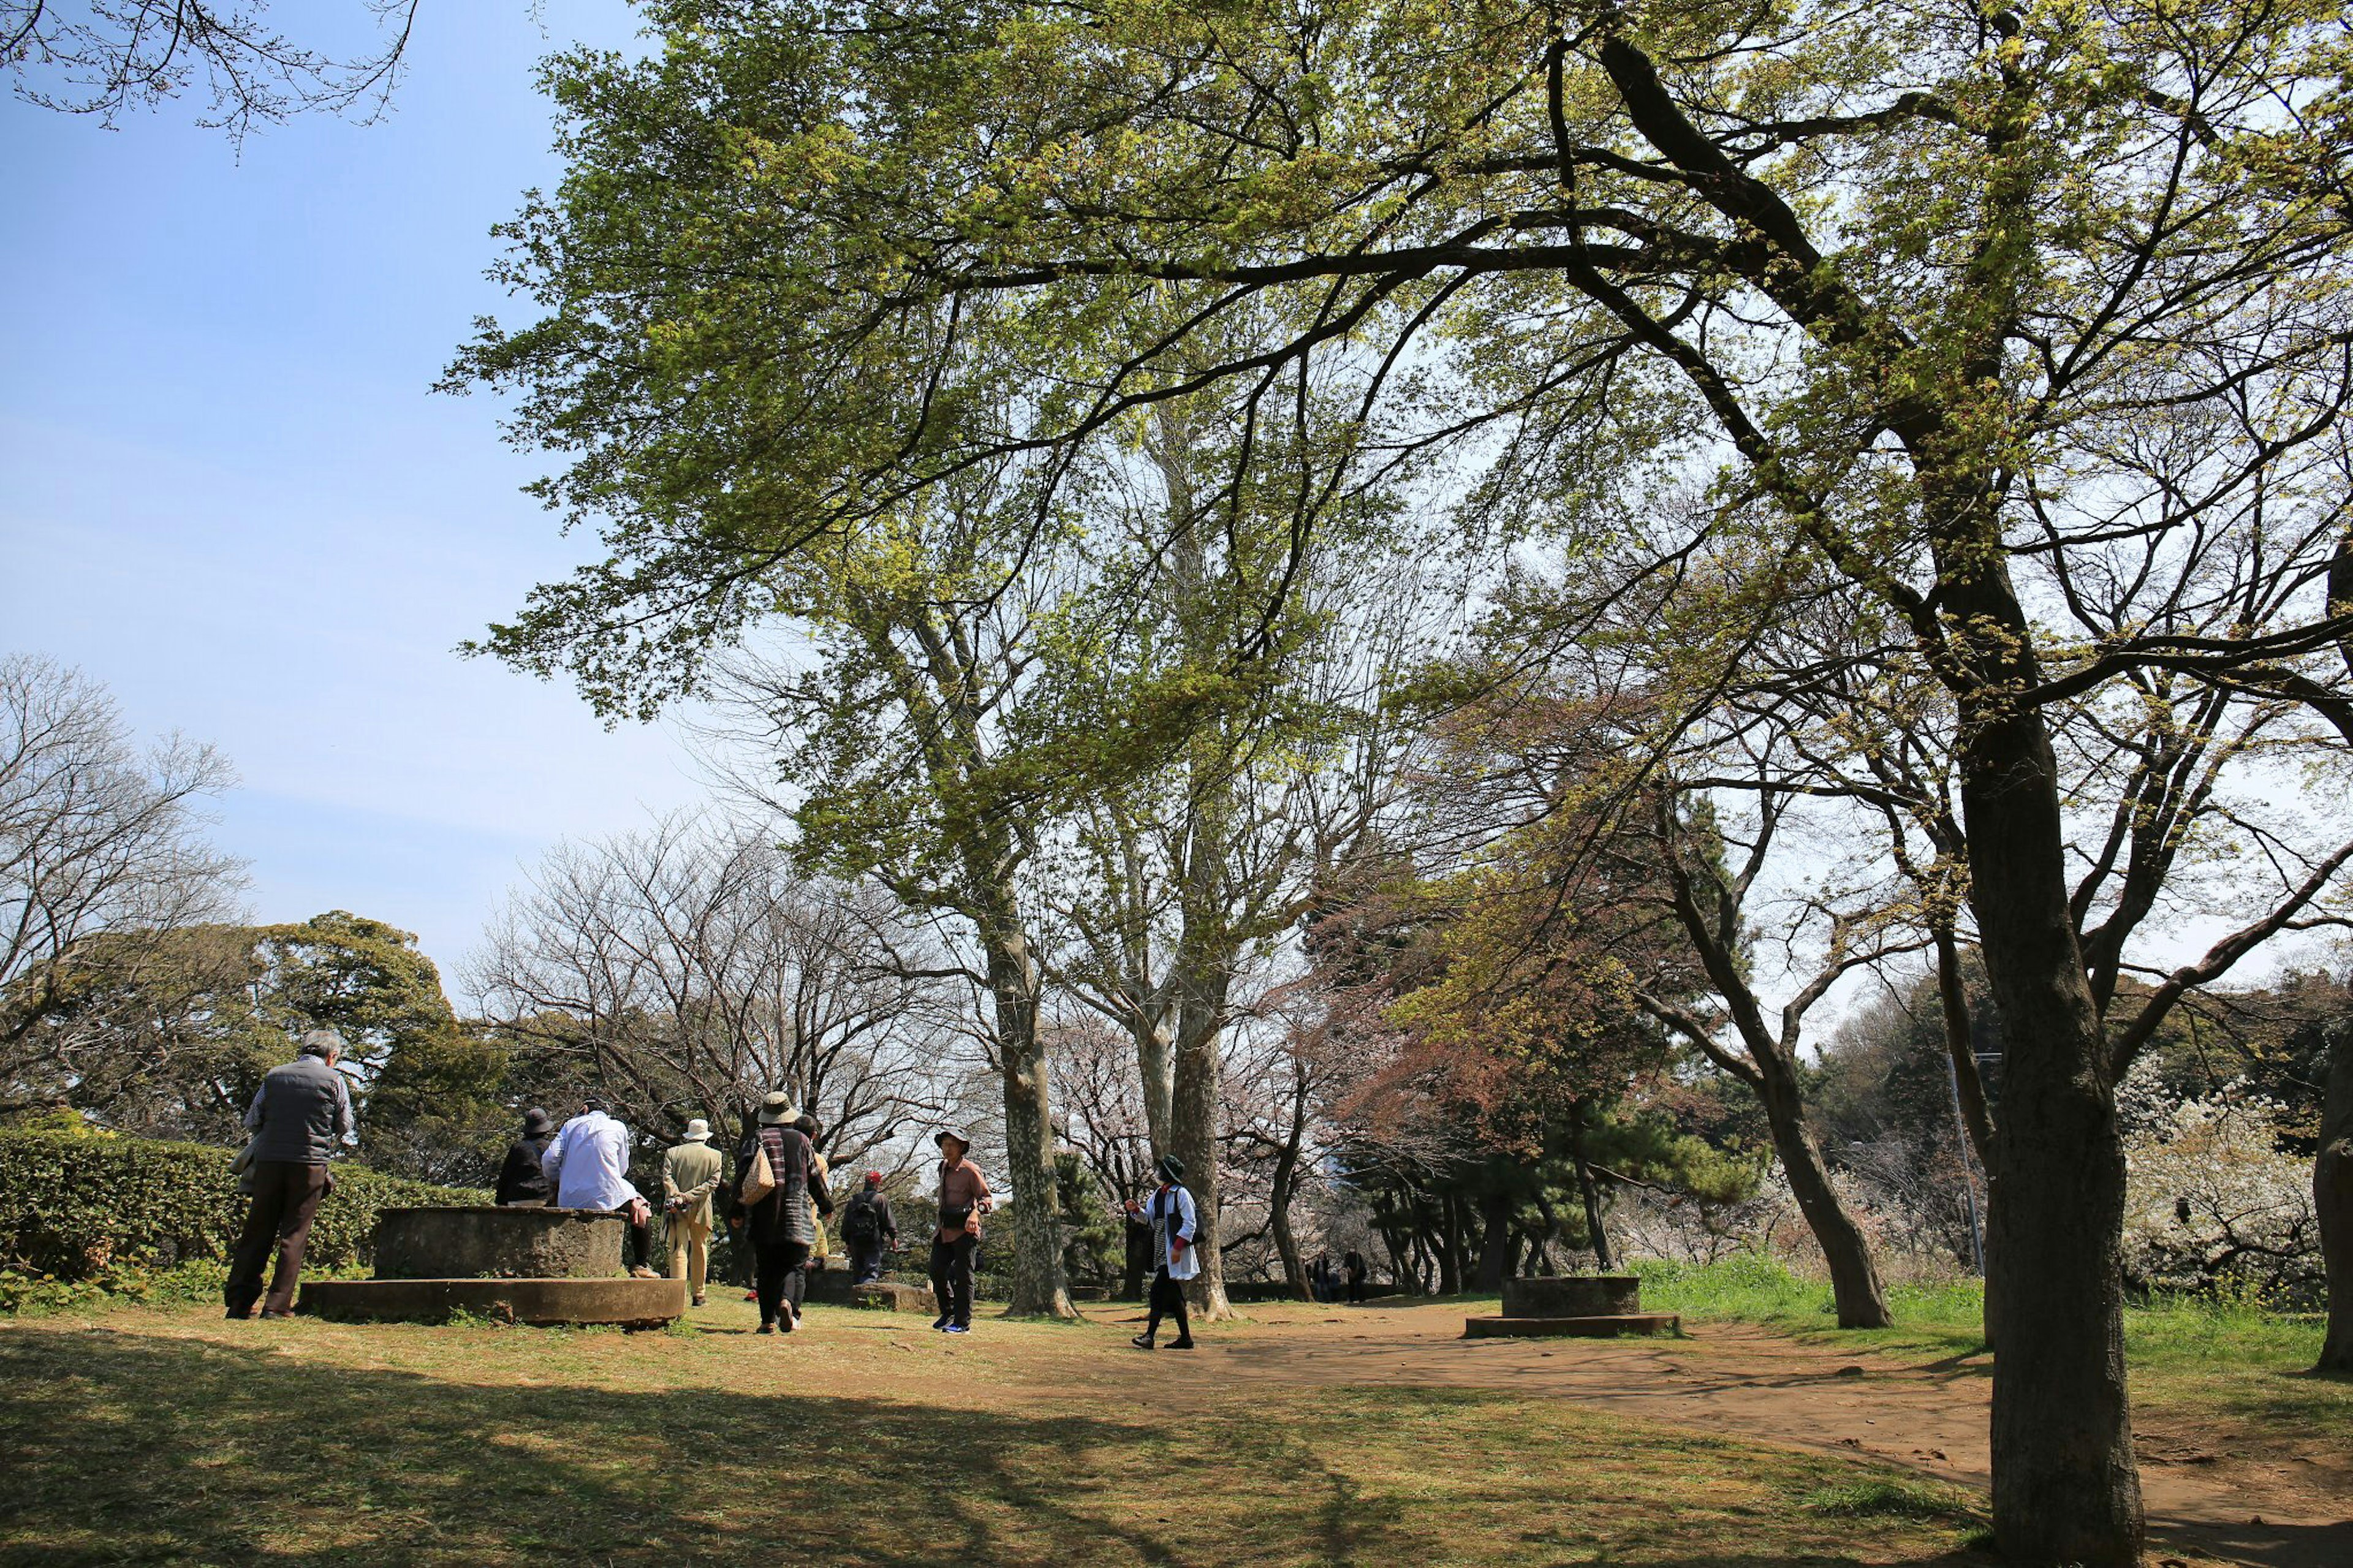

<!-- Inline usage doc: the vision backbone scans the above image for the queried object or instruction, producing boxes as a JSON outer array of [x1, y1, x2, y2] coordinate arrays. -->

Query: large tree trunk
[[1169, 982, 1233, 1320], [980, 924, 1075, 1319], [2317, 1021, 2353, 1373], [1950, 578, 2143, 1565], [1136, 1012, 1175, 1159], [1756, 1051, 1888, 1326]]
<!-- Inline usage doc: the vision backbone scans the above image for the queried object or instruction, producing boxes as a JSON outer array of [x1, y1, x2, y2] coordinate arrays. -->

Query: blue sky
[[0, 4, 712, 999]]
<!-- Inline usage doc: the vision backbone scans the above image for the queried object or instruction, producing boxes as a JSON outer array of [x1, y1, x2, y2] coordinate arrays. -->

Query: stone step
[[298, 1276, 685, 1328], [1462, 1312, 1680, 1339]]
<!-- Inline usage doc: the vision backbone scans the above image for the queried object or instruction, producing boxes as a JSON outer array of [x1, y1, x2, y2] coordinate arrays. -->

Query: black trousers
[[225, 1161, 332, 1317], [754, 1240, 811, 1327], [929, 1232, 977, 1325], [613, 1207, 651, 1270], [1145, 1265, 1192, 1344], [849, 1238, 887, 1284]]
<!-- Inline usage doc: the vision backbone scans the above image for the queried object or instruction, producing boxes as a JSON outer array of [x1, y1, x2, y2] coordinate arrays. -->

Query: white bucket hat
[[683, 1118, 712, 1142]]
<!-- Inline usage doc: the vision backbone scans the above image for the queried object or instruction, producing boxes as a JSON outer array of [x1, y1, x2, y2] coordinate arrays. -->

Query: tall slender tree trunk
[[978, 920, 1075, 1319], [1945, 562, 2143, 1566], [1473, 1184, 1515, 1290], [2317, 1021, 2353, 1373], [1268, 1073, 1311, 1301], [1567, 1110, 1616, 1273], [1436, 1191, 1464, 1294], [1755, 1053, 1887, 1326], [1269, 1139, 1309, 1300]]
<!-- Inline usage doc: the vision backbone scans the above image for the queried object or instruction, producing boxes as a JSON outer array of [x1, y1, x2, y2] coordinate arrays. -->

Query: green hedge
[[0, 1129, 485, 1283]]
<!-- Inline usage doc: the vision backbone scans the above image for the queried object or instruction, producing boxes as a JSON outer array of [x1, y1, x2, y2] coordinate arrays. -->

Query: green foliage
[[0, 1128, 484, 1295], [1051, 1151, 1124, 1286], [4, 911, 472, 1157]]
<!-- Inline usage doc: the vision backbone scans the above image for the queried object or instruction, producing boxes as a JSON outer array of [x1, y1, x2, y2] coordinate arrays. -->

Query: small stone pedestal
[[1463, 1274, 1678, 1339], [298, 1206, 686, 1328], [800, 1267, 934, 1312]]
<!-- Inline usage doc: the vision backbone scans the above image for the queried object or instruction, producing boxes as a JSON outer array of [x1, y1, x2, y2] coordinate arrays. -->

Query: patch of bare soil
[[928, 1300, 2347, 1568]]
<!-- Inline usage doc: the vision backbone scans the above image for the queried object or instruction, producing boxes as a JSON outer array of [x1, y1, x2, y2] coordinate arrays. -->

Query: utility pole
[[1945, 1046, 1987, 1275]]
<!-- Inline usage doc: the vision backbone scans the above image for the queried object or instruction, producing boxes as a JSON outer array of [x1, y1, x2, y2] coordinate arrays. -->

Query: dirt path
[[930, 1300, 2349, 1568]]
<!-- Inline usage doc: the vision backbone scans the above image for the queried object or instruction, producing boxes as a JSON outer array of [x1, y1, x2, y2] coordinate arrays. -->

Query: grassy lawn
[[0, 1296, 1990, 1568], [1628, 1257, 2351, 1465]]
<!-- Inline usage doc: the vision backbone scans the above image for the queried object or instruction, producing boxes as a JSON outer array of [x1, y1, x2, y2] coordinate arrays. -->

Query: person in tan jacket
[[661, 1118, 725, 1306]]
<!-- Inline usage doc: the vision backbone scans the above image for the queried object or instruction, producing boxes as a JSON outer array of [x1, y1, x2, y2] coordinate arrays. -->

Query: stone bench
[[1463, 1274, 1678, 1339]]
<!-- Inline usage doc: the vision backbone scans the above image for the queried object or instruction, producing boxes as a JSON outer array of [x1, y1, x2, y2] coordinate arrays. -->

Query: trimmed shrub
[[0, 1128, 485, 1284]]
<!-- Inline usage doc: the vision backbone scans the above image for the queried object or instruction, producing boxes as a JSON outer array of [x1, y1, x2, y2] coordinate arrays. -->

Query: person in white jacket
[[1126, 1154, 1199, 1350], [542, 1096, 659, 1279]]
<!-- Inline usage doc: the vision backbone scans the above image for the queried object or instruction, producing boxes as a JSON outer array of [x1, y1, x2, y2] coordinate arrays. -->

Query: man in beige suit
[[661, 1118, 725, 1306]]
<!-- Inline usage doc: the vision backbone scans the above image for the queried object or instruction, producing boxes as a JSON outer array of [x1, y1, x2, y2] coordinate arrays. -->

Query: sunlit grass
[[0, 1298, 1996, 1567]]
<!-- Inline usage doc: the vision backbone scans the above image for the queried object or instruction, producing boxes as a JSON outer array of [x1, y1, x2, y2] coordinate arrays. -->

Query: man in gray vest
[[225, 1028, 355, 1319]]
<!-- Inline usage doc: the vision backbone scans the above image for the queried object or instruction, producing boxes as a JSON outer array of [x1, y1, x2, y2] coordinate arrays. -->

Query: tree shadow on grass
[[0, 1323, 1989, 1568]]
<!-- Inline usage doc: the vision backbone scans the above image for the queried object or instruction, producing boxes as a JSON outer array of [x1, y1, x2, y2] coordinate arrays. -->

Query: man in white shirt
[[542, 1095, 659, 1279]]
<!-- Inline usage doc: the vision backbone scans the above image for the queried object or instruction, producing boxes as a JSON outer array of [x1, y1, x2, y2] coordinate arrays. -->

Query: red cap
[[865, 1170, 884, 1184]]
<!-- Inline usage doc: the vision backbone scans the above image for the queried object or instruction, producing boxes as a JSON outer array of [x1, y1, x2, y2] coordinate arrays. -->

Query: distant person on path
[[1344, 1249, 1368, 1304], [1126, 1154, 1198, 1351], [929, 1127, 993, 1333], [841, 1170, 897, 1284], [662, 1118, 724, 1307], [494, 1108, 558, 1206], [542, 1096, 660, 1279], [225, 1028, 355, 1319], [738, 1093, 832, 1334]]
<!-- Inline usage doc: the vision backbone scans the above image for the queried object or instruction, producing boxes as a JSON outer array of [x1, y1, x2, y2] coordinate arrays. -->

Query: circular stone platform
[[371, 1205, 625, 1281], [294, 1203, 685, 1328], [1465, 1274, 1680, 1339], [299, 1275, 684, 1328]]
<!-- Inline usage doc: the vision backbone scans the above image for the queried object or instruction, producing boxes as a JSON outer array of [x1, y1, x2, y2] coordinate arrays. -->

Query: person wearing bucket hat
[[494, 1108, 559, 1206], [735, 1091, 832, 1333], [1125, 1153, 1198, 1350], [929, 1127, 993, 1332], [661, 1117, 724, 1306]]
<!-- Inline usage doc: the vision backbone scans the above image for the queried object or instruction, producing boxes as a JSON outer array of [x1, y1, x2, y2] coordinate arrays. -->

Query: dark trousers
[[1145, 1265, 1192, 1344], [849, 1238, 887, 1284], [617, 1210, 651, 1270], [225, 1161, 332, 1316], [754, 1239, 811, 1327], [929, 1233, 977, 1325]]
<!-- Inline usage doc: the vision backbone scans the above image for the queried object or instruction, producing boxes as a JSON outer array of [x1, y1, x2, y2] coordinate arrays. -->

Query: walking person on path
[[661, 1118, 724, 1306], [1343, 1249, 1368, 1304], [737, 1093, 832, 1334], [542, 1096, 661, 1279], [928, 1127, 993, 1333], [494, 1108, 557, 1206], [1126, 1154, 1199, 1350], [224, 1028, 355, 1320], [840, 1170, 897, 1284]]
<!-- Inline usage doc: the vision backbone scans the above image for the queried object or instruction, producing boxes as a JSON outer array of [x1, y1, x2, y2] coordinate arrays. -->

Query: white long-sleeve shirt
[[540, 1110, 642, 1211]]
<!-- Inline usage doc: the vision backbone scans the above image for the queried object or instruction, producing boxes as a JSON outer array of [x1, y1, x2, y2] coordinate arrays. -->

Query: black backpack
[[841, 1194, 882, 1242]]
